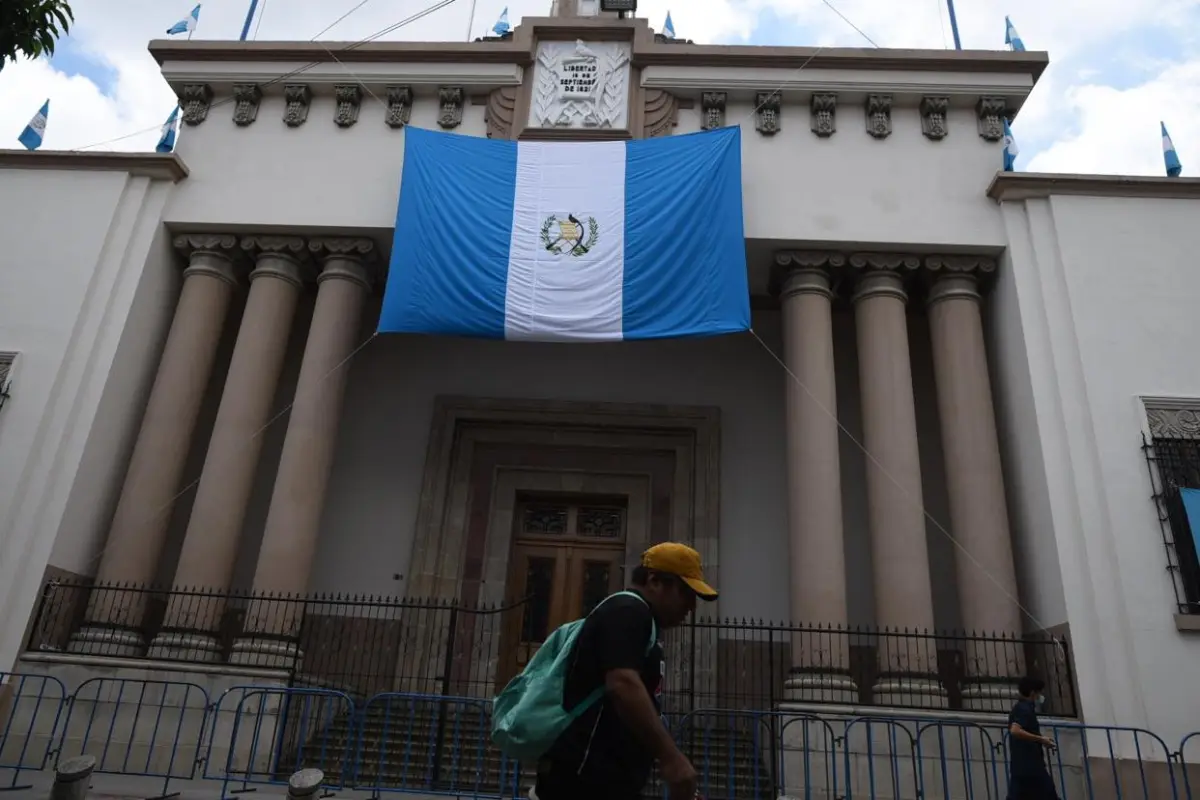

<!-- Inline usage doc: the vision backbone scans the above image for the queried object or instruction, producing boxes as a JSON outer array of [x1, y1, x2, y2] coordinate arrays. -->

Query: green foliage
[[0, 0, 74, 69]]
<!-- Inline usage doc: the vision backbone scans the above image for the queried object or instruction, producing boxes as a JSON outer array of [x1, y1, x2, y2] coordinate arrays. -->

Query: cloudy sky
[[1, 0, 1198, 175]]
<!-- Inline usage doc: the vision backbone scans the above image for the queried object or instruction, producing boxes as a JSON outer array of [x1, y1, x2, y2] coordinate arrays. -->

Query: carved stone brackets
[[232, 84, 262, 127], [865, 95, 892, 139], [283, 85, 311, 127], [920, 96, 949, 140], [181, 84, 213, 126], [438, 87, 465, 130], [977, 96, 1007, 141], [485, 87, 516, 139], [755, 92, 781, 135], [334, 85, 363, 128], [386, 86, 414, 129], [811, 93, 836, 137], [701, 92, 726, 131]]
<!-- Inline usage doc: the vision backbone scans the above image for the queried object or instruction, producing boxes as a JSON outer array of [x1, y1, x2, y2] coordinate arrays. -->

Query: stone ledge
[[988, 171, 1200, 202], [1175, 613, 1200, 633], [0, 150, 188, 182]]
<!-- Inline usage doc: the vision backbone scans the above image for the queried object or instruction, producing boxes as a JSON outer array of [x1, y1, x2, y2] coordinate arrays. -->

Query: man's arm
[[605, 668, 685, 762], [1009, 705, 1055, 747]]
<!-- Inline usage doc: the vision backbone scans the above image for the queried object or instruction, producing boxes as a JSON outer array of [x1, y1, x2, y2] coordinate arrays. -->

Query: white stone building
[[1, 2, 1200, 795]]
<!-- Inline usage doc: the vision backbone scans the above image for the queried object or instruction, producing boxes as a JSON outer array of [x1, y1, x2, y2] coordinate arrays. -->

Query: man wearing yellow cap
[[534, 542, 718, 800]]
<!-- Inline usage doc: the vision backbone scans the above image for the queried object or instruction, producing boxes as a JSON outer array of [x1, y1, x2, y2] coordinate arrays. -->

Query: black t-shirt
[[1008, 699, 1047, 777], [541, 591, 664, 797]]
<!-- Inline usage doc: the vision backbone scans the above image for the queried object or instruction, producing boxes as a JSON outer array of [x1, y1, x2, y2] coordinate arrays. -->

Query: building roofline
[[988, 171, 1200, 201], [149, 31, 1047, 83], [0, 150, 188, 182]]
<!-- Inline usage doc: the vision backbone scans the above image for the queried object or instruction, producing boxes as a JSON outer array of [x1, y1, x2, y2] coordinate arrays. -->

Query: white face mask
[[1035, 694, 1046, 707]]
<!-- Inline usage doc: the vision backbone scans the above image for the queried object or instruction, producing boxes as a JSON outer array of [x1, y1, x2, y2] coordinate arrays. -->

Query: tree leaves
[[0, 0, 75, 68]]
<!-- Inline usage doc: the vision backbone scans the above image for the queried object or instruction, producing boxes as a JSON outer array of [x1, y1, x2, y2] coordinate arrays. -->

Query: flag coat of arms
[[379, 126, 749, 341]]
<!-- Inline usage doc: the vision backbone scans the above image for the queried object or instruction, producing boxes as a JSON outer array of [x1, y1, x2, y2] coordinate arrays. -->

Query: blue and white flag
[[168, 4, 201, 35], [1003, 118, 1019, 172], [663, 11, 676, 39], [379, 127, 749, 342], [157, 107, 179, 153], [1162, 121, 1182, 177], [1004, 16, 1025, 51], [18, 100, 49, 151], [492, 7, 511, 35]]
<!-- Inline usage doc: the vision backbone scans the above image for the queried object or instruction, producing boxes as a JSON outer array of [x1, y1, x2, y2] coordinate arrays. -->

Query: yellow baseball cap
[[642, 542, 718, 600]]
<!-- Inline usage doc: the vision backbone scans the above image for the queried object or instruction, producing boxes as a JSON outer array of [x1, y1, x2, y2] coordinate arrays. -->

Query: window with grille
[[1143, 405, 1200, 614]]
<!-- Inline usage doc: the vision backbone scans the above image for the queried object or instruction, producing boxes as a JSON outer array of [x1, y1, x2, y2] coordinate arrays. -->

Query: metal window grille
[[1143, 418, 1200, 614], [0, 352, 14, 412]]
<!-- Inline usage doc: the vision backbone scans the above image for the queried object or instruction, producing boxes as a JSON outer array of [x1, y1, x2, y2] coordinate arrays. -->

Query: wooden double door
[[498, 499, 627, 685]]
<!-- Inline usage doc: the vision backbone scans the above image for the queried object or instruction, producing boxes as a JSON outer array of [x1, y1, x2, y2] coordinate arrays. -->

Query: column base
[[66, 626, 145, 657], [783, 671, 859, 704], [146, 631, 223, 663], [961, 680, 1018, 712], [229, 637, 301, 670], [871, 676, 948, 709]]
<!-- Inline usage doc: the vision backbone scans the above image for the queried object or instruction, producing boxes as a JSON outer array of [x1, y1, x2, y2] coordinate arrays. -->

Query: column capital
[[174, 234, 243, 286], [775, 250, 846, 270], [924, 254, 997, 279], [242, 236, 311, 288], [781, 268, 835, 301], [852, 270, 908, 305], [927, 274, 982, 307], [848, 252, 922, 273], [308, 237, 376, 264]]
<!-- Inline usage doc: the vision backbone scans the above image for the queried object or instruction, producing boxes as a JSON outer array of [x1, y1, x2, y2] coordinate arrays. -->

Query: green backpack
[[491, 590, 658, 761]]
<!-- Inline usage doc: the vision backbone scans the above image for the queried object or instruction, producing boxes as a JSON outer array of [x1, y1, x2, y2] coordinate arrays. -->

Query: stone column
[[776, 253, 856, 702], [232, 239, 374, 667], [149, 236, 308, 662], [70, 235, 241, 656], [926, 258, 1023, 710], [850, 254, 944, 707]]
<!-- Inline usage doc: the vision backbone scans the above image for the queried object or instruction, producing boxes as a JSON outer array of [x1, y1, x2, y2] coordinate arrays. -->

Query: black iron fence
[[26, 580, 1078, 716]]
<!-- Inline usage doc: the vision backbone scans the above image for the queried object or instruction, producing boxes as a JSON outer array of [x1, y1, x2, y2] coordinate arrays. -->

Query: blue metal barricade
[[55, 676, 211, 800], [352, 692, 502, 798], [673, 708, 784, 800], [0, 672, 67, 792], [914, 719, 1005, 800], [1178, 731, 1200, 800], [204, 685, 354, 800]]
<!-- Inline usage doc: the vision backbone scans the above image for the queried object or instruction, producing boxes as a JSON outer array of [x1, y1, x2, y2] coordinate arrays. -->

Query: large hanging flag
[[379, 127, 749, 342], [18, 100, 49, 151], [1002, 118, 1019, 172], [1162, 121, 1182, 177], [157, 107, 179, 153], [493, 7, 511, 36], [168, 4, 201, 35], [1004, 16, 1025, 51]]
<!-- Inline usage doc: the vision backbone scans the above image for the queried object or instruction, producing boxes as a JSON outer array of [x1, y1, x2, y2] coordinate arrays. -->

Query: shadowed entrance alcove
[[401, 396, 721, 698]]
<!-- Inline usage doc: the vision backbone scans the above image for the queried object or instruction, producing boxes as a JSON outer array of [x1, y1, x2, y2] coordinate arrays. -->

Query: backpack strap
[[597, 590, 658, 655]]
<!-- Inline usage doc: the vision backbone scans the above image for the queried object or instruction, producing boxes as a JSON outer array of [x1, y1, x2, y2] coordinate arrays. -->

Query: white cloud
[[0, 0, 1198, 175]]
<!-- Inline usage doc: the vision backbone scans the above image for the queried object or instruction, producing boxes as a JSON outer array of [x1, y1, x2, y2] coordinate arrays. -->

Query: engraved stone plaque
[[529, 39, 632, 130]]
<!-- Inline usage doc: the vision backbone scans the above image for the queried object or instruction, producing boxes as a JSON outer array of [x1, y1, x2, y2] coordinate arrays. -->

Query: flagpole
[[946, 0, 963, 49], [240, 0, 260, 41], [466, 0, 478, 41]]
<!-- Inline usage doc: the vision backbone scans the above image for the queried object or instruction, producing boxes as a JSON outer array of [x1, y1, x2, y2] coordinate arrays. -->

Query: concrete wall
[[163, 93, 1006, 252], [0, 166, 176, 674], [993, 192, 1200, 746]]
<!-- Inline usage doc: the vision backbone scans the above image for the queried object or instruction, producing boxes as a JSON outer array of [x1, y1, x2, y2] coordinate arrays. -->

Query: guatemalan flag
[[378, 127, 749, 341]]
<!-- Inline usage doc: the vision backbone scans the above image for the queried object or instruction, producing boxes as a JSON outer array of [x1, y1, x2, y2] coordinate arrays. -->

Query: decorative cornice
[[919, 96, 949, 140], [232, 84, 262, 126], [700, 92, 726, 131], [180, 84, 213, 125], [386, 85, 414, 129], [865, 94, 892, 139], [988, 172, 1200, 201], [0, 150, 188, 182], [282, 84, 311, 127], [334, 85, 362, 127], [148, 38, 1048, 84], [438, 86, 465, 129], [484, 86, 516, 139], [1146, 407, 1200, 439], [810, 93, 836, 138], [643, 90, 680, 139], [977, 96, 1007, 141], [755, 91, 781, 136]]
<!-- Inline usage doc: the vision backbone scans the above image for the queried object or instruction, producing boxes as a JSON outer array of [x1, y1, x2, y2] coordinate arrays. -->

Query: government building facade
[[2, 1, 1200, 797]]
